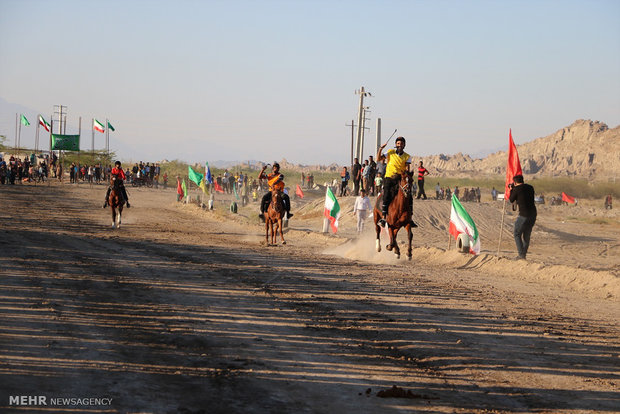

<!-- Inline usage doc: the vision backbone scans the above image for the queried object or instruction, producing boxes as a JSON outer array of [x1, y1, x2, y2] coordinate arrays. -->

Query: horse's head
[[399, 171, 414, 198], [110, 176, 121, 188]]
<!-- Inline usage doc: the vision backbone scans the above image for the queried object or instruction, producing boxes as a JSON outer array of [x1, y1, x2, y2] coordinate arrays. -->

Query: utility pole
[[354, 87, 372, 161], [360, 107, 371, 161], [53, 105, 67, 134], [376, 118, 381, 155], [345, 120, 356, 166]]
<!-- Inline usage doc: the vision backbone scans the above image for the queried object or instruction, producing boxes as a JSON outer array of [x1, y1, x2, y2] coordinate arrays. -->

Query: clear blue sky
[[1, 0, 619, 164]]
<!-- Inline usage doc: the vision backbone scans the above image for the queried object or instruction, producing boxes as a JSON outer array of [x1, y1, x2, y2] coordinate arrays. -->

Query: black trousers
[[105, 185, 129, 202], [261, 192, 291, 213], [417, 179, 426, 199], [381, 176, 400, 214]]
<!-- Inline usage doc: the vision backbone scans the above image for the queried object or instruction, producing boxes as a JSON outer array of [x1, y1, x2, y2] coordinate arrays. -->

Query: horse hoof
[[376, 240, 381, 252], [386, 244, 392, 251], [282, 241, 286, 245], [395, 254, 400, 259], [407, 255, 412, 261]]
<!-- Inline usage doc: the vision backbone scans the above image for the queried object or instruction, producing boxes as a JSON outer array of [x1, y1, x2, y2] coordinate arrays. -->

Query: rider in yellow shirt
[[376, 137, 415, 227], [258, 162, 293, 221]]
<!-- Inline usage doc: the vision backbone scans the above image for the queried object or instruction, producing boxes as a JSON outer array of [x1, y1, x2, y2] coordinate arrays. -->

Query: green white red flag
[[449, 196, 480, 255], [38, 115, 50, 132], [93, 119, 105, 133], [324, 187, 340, 233]]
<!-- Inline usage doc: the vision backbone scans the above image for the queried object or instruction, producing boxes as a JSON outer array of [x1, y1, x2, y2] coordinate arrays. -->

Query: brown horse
[[108, 176, 124, 229], [265, 189, 286, 245], [373, 171, 414, 260]]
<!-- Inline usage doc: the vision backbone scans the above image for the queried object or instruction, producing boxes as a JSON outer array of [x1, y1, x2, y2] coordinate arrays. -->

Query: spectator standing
[[368, 156, 377, 196], [491, 187, 498, 201], [605, 194, 612, 210], [353, 189, 372, 233], [416, 160, 429, 199], [508, 174, 537, 260], [435, 182, 441, 199], [340, 166, 350, 197]]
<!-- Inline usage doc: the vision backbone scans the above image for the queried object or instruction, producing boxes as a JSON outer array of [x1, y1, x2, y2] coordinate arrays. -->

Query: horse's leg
[[111, 205, 116, 228], [406, 223, 413, 261], [374, 209, 382, 252], [279, 218, 286, 245], [265, 219, 270, 245], [271, 220, 277, 245], [118, 206, 123, 229], [391, 227, 401, 259]]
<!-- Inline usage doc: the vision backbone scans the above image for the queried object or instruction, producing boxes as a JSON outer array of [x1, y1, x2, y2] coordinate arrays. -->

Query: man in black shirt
[[508, 174, 537, 260]]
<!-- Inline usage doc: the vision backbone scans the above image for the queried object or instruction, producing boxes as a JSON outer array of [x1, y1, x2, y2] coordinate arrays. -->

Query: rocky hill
[[409, 120, 619, 180]]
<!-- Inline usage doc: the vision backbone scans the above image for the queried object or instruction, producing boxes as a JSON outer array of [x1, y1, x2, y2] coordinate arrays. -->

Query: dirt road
[[1, 182, 618, 413]]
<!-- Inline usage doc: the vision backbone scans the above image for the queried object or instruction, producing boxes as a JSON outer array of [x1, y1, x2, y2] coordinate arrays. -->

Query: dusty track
[[0, 182, 618, 413]]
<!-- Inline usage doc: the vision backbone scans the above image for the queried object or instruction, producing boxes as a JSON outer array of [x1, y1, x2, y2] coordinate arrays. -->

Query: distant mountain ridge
[[406, 120, 618, 180]]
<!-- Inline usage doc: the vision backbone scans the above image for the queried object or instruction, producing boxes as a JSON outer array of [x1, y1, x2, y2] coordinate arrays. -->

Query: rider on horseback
[[103, 161, 130, 208], [376, 136, 415, 227], [258, 162, 293, 221]]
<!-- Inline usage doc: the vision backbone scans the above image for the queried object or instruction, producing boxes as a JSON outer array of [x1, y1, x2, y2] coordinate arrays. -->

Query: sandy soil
[[0, 180, 618, 413]]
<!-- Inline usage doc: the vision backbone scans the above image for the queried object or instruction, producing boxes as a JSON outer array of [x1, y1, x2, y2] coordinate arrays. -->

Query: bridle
[[399, 173, 412, 198]]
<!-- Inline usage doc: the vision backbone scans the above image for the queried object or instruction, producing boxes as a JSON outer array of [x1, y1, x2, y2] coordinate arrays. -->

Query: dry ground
[[0, 180, 618, 413]]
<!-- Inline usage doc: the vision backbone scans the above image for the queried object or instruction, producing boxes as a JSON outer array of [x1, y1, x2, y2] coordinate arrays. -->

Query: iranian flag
[[93, 119, 105, 133], [38, 115, 51, 132], [324, 187, 341, 233], [449, 196, 480, 255]]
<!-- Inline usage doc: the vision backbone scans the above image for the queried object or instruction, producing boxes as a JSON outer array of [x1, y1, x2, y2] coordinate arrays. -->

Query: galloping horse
[[373, 171, 414, 260], [108, 176, 124, 229], [265, 189, 286, 245]]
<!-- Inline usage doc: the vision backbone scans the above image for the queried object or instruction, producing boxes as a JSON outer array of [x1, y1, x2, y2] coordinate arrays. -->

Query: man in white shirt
[[353, 189, 372, 233]]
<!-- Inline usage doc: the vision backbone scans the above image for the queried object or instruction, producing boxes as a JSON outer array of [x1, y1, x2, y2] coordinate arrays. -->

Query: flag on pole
[[505, 129, 523, 200], [324, 187, 341, 233], [296, 184, 304, 198], [188, 166, 203, 186], [20, 114, 30, 126], [561, 192, 575, 204], [205, 162, 213, 184], [199, 177, 209, 194], [93, 119, 105, 133], [176, 177, 184, 198], [38, 115, 50, 132], [449, 196, 480, 255], [181, 179, 188, 198], [233, 182, 239, 200], [213, 180, 225, 193], [107, 121, 115, 132]]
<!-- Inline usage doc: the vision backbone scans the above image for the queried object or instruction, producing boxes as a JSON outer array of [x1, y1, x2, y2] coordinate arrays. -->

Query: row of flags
[[17, 114, 115, 134]]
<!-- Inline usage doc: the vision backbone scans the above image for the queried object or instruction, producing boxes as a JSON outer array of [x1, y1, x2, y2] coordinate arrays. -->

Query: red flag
[[176, 177, 184, 196], [561, 192, 575, 204], [295, 184, 304, 198], [213, 181, 225, 193], [505, 129, 523, 199]]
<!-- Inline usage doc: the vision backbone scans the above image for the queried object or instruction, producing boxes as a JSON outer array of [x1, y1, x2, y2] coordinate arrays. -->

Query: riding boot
[[103, 188, 111, 208], [408, 197, 418, 228], [122, 187, 130, 208]]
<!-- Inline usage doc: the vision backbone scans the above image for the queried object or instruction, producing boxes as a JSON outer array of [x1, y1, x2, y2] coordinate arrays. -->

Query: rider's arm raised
[[376, 143, 387, 163]]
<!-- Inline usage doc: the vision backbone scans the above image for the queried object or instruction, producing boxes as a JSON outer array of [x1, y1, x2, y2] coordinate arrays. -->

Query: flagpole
[[18, 118, 22, 153], [497, 199, 507, 257], [91, 118, 94, 154], [35, 118, 39, 152], [106, 118, 109, 156], [14, 113, 18, 150]]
